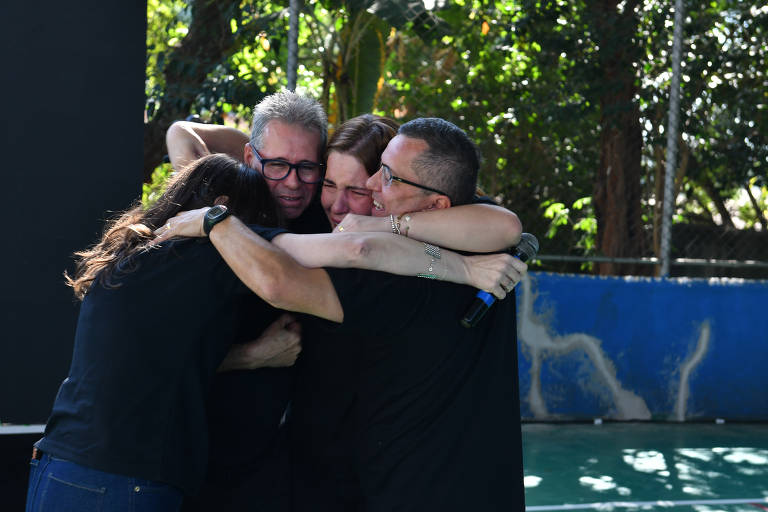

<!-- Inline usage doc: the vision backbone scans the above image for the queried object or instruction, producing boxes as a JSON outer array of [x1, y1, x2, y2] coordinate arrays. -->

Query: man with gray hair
[[167, 90, 327, 222], [158, 116, 527, 512], [167, 91, 329, 511]]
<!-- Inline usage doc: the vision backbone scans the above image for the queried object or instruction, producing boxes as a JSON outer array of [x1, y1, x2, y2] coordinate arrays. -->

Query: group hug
[[26, 91, 528, 512]]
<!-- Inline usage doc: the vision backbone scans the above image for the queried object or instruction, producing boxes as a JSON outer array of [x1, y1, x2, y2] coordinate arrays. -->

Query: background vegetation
[[145, 0, 768, 277]]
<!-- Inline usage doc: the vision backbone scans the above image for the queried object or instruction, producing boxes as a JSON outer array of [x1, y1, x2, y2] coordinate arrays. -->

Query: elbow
[[256, 275, 293, 311], [336, 233, 373, 267], [165, 121, 186, 145], [242, 262, 288, 309], [505, 212, 523, 248]]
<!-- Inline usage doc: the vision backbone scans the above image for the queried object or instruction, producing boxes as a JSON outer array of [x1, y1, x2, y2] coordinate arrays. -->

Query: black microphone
[[460, 233, 539, 328]]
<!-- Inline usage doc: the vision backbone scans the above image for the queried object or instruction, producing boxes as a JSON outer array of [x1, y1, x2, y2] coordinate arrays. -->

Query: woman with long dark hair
[[26, 154, 289, 511]]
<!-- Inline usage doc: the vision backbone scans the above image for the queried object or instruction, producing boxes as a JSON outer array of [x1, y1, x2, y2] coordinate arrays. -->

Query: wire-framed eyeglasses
[[250, 143, 325, 184], [380, 164, 447, 196]]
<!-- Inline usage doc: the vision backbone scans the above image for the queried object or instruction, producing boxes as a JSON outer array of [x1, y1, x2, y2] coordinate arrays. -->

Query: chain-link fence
[[371, 2, 768, 279]]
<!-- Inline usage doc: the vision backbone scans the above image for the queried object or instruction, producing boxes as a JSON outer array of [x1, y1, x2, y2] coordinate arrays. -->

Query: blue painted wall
[[515, 273, 768, 421]]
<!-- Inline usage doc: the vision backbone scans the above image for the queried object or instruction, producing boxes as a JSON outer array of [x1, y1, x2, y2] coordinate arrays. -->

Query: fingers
[[490, 285, 507, 300], [150, 207, 210, 244], [278, 335, 302, 367], [510, 257, 528, 273], [285, 320, 302, 335], [487, 254, 528, 298], [150, 229, 173, 246], [503, 258, 528, 290], [272, 313, 296, 328], [272, 313, 302, 335]]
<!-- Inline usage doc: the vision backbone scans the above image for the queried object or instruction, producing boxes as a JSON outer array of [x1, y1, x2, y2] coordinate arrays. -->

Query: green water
[[522, 423, 768, 511]]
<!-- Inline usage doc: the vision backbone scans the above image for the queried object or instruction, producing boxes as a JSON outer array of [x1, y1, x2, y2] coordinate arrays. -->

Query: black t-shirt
[[290, 322, 363, 512], [187, 203, 329, 509], [38, 226, 287, 496], [202, 199, 328, 470], [289, 196, 331, 235], [306, 269, 525, 512], [290, 196, 519, 512]]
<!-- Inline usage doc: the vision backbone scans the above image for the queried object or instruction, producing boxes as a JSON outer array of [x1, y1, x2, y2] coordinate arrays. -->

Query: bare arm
[[208, 216, 344, 323], [273, 231, 524, 299], [334, 203, 523, 252], [153, 209, 526, 314], [166, 121, 249, 169]]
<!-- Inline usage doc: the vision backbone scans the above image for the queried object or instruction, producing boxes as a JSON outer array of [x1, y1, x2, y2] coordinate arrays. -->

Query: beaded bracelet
[[390, 214, 401, 235]]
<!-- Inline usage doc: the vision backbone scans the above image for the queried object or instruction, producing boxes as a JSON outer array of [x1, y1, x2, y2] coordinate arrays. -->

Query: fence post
[[286, 0, 301, 91], [659, 0, 686, 277]]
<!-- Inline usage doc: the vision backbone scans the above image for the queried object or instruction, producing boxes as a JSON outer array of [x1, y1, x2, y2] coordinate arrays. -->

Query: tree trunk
[[745, 183, 766, 231], [701, 177, 735, 228], [591, 0, 646, 275], [287, 0, 301, 91], [143, 1, 278, 182]]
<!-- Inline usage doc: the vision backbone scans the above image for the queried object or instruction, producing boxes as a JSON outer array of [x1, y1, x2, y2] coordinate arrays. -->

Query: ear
[[243, 143, 255, 168], [429, 195, 452, 211], [213, 195, 229, 206]]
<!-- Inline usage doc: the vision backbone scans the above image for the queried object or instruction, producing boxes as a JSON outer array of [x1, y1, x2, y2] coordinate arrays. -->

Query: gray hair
[[250, 91, 328, 158]]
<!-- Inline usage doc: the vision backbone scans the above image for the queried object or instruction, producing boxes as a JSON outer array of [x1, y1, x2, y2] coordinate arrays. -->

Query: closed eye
[[350, 188, 372, 197]]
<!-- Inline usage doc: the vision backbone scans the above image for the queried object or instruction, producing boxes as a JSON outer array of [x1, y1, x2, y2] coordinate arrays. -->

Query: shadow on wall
[[516, 273, 768, 421]]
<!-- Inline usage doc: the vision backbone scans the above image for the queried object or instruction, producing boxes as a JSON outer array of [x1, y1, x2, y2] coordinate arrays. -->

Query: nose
[[366, 169, 382, 192], [331, 190, 349, 214], [282, 167, 302, 189]]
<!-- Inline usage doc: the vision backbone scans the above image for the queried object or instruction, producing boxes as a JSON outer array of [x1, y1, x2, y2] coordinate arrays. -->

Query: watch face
[[209, 204, 227, 220], [204, 205, 230, 235]]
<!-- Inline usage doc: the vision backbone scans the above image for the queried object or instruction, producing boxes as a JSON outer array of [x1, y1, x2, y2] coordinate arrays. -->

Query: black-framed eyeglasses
[[250, 143, 325, 184], [381, 164, 447, 196]]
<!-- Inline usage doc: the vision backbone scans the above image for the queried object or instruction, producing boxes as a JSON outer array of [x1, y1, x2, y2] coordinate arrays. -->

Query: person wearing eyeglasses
[[167, 99, 525, 510], [156, 117, 528, 512], [166, 92, 330, 511], [167, 92, 330, 234]]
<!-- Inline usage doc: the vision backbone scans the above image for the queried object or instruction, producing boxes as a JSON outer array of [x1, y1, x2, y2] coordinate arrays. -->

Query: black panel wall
[[1, 1, 145, 503]]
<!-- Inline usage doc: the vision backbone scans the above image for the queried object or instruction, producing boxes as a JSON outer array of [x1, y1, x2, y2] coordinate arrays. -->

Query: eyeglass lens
[[262, 160, 322, 184], [382, 166, 393, 186]]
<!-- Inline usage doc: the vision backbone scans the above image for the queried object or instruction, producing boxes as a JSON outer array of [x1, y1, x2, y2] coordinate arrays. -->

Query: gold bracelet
[[397, 213, 411, 237]]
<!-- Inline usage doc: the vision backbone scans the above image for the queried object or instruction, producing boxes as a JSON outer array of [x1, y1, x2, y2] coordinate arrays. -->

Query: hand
[[333, 213, 388, 234], [464, 253, 528, 300], [151, 207, 211, 245], [218, 314, 302, 372]]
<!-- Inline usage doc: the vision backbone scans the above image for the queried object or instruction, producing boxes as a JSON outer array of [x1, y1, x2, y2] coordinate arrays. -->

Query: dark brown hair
[[398, 117, 479, 206], [66, 154, 281, 300], [327, 114, 399, 176]]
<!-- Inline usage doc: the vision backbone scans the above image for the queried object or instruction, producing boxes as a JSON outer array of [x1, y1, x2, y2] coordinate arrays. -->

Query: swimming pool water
[[522, 423, 768, 511]]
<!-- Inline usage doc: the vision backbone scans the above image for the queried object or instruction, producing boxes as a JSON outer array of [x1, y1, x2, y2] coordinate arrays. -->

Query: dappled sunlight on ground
[[523, 423, 768, 510]]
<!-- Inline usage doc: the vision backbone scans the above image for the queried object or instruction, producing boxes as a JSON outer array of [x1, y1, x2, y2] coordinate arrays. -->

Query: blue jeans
[[26, 453, 183, 512]]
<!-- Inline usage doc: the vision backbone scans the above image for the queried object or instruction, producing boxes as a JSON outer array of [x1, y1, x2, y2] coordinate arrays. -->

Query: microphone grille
[[516, 233, 539, 262]]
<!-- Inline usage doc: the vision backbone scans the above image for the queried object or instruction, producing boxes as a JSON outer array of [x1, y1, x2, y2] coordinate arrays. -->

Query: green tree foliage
[[145, 0, 285, 181], [145, 1, 767, 274], [374, 0, 767, 274]]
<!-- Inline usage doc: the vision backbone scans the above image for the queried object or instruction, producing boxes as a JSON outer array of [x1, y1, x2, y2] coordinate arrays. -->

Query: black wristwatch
[[203, 205, 231, 236]]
